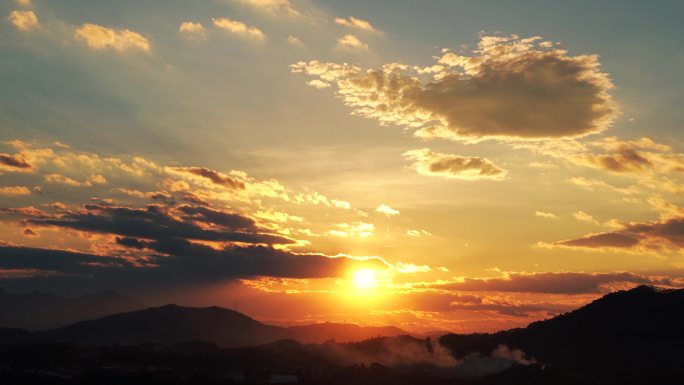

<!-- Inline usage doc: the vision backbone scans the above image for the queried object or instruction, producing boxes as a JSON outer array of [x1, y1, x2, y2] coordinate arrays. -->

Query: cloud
[[579, 137, 684, 175], [0, 243, 388, 284], [292, 34, 617, 141], [403, 148, 506, 180], [212, 17, 265, 41], [334, 17, 379, 33], [535, 211, 557, 219], [43, 173, 106, 187], [307, 79, 330, 89], [554, 215, 684, 252], [179, 21, 206, 38], [448, 294, 573, 317], [24, 203, 293, 245], [287, 35, 304, 47], [0, 186, 31, 195], [15, 0, 32, 6], [573, 210, 599, 225], [74, 23, 151, 52], [232, 0, 302, 17], [586, 145, 652, 173], [432, 271, 676, 294], [329, 222, 375, 238], [406, 229, 431, 237], [117, 237, 387, 280], [395, 262, 431, 274], [337, 34, 368, 50], [7, 10, 39, 31], [376, 204, 400, 216], [0, 245, 135, 275], [168, 167, 245, 189], [0, 153, 33, 171]]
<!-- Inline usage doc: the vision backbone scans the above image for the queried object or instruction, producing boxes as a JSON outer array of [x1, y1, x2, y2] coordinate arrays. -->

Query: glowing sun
[[352, 268, 378, 290]]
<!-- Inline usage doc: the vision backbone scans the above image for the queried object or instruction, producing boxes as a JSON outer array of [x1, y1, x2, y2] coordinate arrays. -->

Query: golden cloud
[[74, 23, 151, 52], [337, 34, 368, 50], [7, 10, 38, 31], [233, 0, 302, 17], [212, 17, 265, 41], [403, 148, 507, 180], [0, 186, 31, 195], [179, 21, 206, 39], [335, 16, 378, 33]]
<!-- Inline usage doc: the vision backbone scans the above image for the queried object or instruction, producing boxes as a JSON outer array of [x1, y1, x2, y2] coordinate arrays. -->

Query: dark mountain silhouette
[[36, 304, 292, 347], [1, 285, 684, 384], [440, 285, 684, 384], [0, 286, 142, 331], [30, 304, 409, 347], [288, 322, 406, 343]]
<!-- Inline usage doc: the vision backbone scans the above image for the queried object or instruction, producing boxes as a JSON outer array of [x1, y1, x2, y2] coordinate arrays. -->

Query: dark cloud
[[0, 241, 387, 291], [116, 237, 387, 279], [0, 198, 389, 291], [180, 192, 209, 206], [431, 272, 672, 294], [403, 148, 506, 180], [26, 203, 293, 245], [0, 153, 32, 171], [555, 217, 684, 251], [23, 228, 38, 237], [170, 167, 245, 189], [448, 296, 573, 317], [176, 204, 256, 230], [555, 232, 639, 248], [0, 245, 134, 273]]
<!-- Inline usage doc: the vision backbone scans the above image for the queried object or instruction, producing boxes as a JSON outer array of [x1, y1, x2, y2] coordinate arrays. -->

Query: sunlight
[[352, 268, 378, 290]]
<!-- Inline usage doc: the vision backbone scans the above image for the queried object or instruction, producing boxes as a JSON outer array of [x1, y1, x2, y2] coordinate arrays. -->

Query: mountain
[[0, 286, 142, 331], [440, 285, 684, 384], [2, 286, 684, 384], [36, 304, 292, 347], [288, 322, 407, 343], [32, 304, 409, 347]]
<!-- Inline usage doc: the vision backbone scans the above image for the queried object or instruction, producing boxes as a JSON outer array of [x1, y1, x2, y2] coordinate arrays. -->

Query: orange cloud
[[0, 186, 31, 195], [0, 153, 33, 172]]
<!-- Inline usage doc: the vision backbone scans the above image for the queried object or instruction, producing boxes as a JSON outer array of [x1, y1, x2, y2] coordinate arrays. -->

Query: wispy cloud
[[335, 16, 379, 33], [212, 17, 265, 41]]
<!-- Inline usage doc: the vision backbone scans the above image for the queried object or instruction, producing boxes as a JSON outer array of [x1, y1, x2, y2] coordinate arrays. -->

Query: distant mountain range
[[0, 286, 142, 331], [34, 304, 407, 346], [1, 285, 683, 384], [0, 289, 408, 347]]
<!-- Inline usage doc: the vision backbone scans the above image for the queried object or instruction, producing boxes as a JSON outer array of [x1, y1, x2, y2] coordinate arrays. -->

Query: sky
[[1, 0, 683, 333]]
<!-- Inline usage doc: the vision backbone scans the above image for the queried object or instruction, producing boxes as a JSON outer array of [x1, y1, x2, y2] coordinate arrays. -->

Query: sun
[[352, 268, 378, 290]]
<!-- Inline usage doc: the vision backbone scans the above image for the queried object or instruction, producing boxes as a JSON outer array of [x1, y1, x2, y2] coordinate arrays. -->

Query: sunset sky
[[1, 0, 683, 333]]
